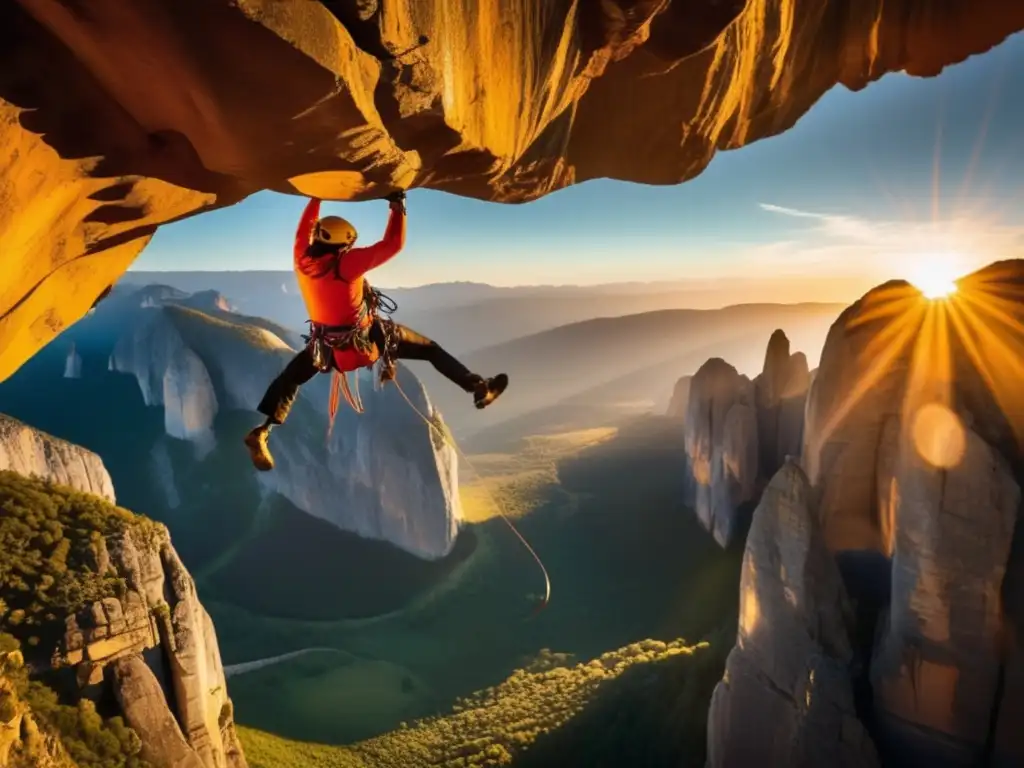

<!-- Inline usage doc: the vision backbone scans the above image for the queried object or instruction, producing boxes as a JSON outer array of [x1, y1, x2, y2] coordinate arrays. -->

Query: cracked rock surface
[[2, 1, 1023, 379]]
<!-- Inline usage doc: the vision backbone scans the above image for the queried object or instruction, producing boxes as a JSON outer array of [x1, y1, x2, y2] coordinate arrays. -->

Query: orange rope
[[327, 370, 342, 442], [327, 370, 365, 443]]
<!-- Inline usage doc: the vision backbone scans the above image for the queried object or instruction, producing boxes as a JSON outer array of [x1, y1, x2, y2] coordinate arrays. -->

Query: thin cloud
[[752, 202, 1024, 282], [759, 202, 877, 240], [758, 203, 826, 219]]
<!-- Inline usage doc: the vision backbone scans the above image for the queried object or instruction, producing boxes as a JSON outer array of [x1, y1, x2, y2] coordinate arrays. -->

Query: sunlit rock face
[[683, 329, 812, 547], [706, 460, 881, 768], [76, 525, 248, 768], [260, 365, 463, 560], [102, 287, 462, 560], [715, 260, 1024, 765], [2, 1, 1023, 380], [683, 358, 759, 547], [870, 417, 1019, 765], [0, 414, 116, 501], [110, 309, 220, 459]]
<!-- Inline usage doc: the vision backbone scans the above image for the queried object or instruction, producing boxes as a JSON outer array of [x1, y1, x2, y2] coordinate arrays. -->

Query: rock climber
[[244, 191, 508, 471]]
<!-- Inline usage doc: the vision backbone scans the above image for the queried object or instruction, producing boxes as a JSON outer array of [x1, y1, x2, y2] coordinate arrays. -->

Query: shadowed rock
[[683, 358, 758, 547], [756, 330, 811, 478], [706, 460, 880, 768], [870, 419, 1019, 765], [112, 655, 206, 768], [683, 329, 811, 547], [791, 260, 1024, 765], [667, 374, 692, 419]]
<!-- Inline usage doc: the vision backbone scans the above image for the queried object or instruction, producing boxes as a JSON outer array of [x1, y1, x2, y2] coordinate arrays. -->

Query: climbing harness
[[304, 282, 399, 437], [302, 316, 371, 440], [306, 282, 552, 618], [390, 375, 552, 619]]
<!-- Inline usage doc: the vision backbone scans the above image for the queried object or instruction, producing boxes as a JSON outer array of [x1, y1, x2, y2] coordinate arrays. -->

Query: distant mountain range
[[116, 272, 845, 446], [417, 302, 844, 443], [121, 271, 862, 355]]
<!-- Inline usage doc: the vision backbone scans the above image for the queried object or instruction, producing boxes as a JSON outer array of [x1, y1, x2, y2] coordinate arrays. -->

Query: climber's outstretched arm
[[293, 197, 322, 265], [338, 196, 407, 280]]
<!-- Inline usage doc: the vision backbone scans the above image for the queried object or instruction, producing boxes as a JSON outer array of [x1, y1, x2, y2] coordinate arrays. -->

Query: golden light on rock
[[739, 559, 760, 637], [912, 403, 966, 468]]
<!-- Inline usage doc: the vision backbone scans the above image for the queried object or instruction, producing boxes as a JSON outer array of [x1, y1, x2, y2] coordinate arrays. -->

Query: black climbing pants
[[256, 322, 479, 425], [372, 322, 480, 393]]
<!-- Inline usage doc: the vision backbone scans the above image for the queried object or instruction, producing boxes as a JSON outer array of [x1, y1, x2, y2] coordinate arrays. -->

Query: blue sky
[[135, 32, 1024, 291]]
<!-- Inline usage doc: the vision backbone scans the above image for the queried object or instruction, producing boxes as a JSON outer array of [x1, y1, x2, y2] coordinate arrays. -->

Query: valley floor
[[216, 416, 742, 755]]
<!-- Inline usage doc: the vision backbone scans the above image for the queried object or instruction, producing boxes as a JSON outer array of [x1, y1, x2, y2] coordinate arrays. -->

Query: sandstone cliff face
[[683, 358, 758, 548], [110, 308, 220, 459], [713, 261, 1024, 765], [106, 289, 462, 559], [756, 330, 810, 477], [256, 365, 462, 560], [870, 419, 1019, 765], [707, 460, 880, 768], [2, 1, 1023, 381], [683, 330, 811, 547], [335, 366, 460, 558], [54, 523, 247, 768], [0, 414, 115, 501]]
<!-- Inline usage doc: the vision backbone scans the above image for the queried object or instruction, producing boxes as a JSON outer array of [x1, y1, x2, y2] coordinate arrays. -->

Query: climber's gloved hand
[[385, 190, 407, 213]]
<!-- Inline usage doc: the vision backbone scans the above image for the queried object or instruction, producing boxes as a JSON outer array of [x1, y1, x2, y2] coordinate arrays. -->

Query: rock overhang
[[1, 0, 1023, 380]]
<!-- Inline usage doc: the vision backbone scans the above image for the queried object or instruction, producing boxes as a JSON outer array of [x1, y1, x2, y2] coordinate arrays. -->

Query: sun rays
[[803, 55, 1024, 474], [809, 272, 1024, 475]]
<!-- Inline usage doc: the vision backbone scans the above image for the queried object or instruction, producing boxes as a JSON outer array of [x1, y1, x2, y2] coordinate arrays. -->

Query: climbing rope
[[317, 283, 551, 616], [390, 374, 551, 618]]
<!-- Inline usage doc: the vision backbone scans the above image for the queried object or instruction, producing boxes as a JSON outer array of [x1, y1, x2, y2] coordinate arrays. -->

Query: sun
[[916, 274, 957, 299], [906, 258, 961, 299]]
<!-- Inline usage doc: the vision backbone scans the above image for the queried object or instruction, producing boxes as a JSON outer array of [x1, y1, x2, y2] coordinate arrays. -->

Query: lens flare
[[912, 402, 966, 468]]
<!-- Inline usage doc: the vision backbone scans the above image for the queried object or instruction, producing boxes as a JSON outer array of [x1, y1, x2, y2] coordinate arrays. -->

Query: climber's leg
[[383, 323, 508, 409], [244, 348, 320, 470]]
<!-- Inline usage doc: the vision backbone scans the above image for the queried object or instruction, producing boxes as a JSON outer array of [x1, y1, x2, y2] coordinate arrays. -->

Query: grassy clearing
[[458, 427, 616, 523], [232, 652, 434, 746], [239, 634, 731, 768]]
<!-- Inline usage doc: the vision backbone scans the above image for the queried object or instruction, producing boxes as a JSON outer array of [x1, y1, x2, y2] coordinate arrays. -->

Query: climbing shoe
[[474, 374, 508, 410], [243, 425, 275, 472]]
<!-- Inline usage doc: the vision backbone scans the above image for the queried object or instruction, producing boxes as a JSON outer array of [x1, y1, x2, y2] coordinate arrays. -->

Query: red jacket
[[293, 198, 406, 371]]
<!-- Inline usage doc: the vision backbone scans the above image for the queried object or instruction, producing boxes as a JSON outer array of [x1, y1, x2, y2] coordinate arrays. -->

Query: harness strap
[[310, 283, 400, 440]]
